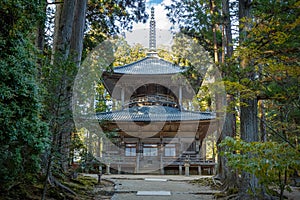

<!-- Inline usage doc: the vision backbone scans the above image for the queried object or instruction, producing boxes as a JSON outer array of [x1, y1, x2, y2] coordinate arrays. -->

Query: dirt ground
[[85, 174, 300, 200], [85, 174, 219, 200]]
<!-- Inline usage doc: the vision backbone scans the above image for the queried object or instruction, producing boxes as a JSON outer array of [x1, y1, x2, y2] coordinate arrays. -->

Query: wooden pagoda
[[97, 7, 216, 175]]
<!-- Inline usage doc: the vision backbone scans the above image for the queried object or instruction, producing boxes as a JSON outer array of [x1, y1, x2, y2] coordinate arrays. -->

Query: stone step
[[136, 191, 171, 196]]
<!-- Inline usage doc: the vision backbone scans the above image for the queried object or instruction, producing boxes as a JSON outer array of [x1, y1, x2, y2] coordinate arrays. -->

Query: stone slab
[[144, 178, 168, 182], [136, 191, 171, 196]]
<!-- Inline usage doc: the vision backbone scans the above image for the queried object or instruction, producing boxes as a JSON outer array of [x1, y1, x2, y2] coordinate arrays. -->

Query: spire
[[149, 7, 157, 52]]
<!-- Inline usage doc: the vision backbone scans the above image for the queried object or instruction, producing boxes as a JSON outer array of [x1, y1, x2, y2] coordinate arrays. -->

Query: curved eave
[[96, 106, 216, 122]]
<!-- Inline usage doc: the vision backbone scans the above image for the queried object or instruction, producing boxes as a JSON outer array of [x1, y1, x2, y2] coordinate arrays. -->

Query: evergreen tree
[[0, 0, 49, 191]]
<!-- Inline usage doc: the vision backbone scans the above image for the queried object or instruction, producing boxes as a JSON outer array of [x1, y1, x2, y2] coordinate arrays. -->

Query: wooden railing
[[125, 94, 178, 107]]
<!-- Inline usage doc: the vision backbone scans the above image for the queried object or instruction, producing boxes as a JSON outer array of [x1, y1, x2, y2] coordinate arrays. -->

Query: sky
[[125, 0, 174, 49]]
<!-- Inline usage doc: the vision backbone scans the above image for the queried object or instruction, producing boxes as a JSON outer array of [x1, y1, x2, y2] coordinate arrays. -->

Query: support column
[[179, 165, 183, 175], [118, 165, 121, 174], [160, 143, 164, 175], [185, 164, 190, 176], [179, 85, 182, 108], [184, 156, 190, 176], [198, 166, 202, 175], [106, 164, 110, 174], [202, 139, 207, 160], [212, 166, 215, 175], [135, 153, 140, 173], [135, 139, 141, 173], [121, 87, 125, 108]]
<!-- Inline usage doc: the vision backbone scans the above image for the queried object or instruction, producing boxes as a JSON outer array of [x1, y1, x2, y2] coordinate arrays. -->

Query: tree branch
[[256, 116, 296, 149]]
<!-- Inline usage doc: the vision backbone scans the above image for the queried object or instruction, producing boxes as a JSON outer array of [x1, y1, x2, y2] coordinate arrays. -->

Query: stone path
[[84, 174, 219, 200], [84, 174, 300, 200]]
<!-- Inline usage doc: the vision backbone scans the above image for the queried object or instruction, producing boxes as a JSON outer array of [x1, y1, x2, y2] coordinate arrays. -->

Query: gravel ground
[[83, 174, 300, 200], [84, 174, 219, 200], [111, 179, 216, 200]]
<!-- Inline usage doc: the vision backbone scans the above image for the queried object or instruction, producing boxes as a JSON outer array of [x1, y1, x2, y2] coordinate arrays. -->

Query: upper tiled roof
[[97, 106, 215, 122], [113, 56, 186, 75]]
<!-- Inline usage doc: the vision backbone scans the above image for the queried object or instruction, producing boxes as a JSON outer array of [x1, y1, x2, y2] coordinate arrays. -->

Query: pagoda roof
[[97, 106, 215, 122], [113, 55, 186, 75]]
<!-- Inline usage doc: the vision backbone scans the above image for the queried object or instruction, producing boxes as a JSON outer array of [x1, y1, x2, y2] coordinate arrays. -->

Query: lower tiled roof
[[97, 106, 215, 122]]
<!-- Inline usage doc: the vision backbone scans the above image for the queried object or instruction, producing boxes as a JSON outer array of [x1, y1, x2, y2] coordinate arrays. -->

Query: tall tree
[[238, 0, 260, 197], [215, 0, 237, 187], [48, 0, 81, 174], [70, 0, 88, 66], [41, 2, 88, 198]]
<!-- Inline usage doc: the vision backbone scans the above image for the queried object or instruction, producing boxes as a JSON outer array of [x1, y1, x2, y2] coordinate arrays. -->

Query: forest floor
[[2, 174, 299, 199], [1, 175, 114, 200]]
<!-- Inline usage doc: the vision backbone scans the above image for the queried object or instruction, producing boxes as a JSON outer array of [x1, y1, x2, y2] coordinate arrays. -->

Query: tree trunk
[[222, 0, 233, 58], [48, 0, 81, 173], [217, 96, 237, 184], [52, 0, 76, 63], [70, 0, 87, 66], [216, 0, 237, 188], [239, 0, 259, 198], [209, 0, 219, 63]]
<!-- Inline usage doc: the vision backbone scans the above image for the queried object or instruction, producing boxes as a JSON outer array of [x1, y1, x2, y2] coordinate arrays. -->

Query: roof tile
[[97, 106, 215, 122], [113, 56, 186, 75]]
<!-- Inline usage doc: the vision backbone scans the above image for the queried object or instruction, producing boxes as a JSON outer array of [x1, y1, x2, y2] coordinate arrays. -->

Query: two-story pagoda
[[97, 8, 216, 175]]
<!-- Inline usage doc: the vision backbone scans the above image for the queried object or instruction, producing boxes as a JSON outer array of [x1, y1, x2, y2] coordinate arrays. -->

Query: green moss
[[227, 187, 239, 195], [214, 192, 227, 198], [75, 176, 98, 186], [2, 175, 109, 200], [62, 177, 97, 193]]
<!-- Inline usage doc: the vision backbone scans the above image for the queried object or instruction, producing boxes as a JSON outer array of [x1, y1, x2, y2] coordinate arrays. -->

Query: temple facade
[[97, 8, 216, 175]]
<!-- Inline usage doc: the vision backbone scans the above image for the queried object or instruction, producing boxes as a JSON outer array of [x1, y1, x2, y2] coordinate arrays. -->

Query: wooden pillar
[[179, 165, 183, 175], [118, 164, 121, 174], [185, 164, 190, 176], [196, 140, 200, 153], [198, 166, 202, 175], [179, 85, 182, 108], [184, 156, 190, 176], [135, 139, 141, 173], [135, 153, 140, 173], [202, 139, 207, 160], [212, 166, 215, 175], [106, 164, 110, 174], [121, 87, 125, 108], [179, 137, 183, 152], [96, 137, 100, 158], [160, 142, 164, 175]]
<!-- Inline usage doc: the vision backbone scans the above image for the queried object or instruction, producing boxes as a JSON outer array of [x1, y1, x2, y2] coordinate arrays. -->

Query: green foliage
[[95, 83, 111, 113], [113, 39, 146, 66], [83, 0, 148, 58], [220, 137, 300, 197], [41, 55, 79, 176], [165, 0, 223, 56], [0, 0, 49, 190]]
